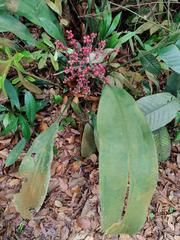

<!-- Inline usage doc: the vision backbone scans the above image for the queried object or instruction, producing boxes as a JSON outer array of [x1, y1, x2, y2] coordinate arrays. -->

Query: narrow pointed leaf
[[18, 115, 31, 141], [5, 138, 26, 167], [14, 121, 59, 219], [4, 79, 20, 110], [24, 91, 36, 124], [137, 92, 180, 131], [0, 12, 36, 45], [97, 86, 158, 235], [106, 13, 121, 37], [118, 32, 136, 46]]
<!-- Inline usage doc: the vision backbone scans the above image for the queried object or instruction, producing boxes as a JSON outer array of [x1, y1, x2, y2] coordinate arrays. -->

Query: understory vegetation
[[0, 0, 180, 238]]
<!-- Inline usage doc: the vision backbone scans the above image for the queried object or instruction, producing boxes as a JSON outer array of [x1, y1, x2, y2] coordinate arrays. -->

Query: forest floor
[[0, 99, 179, 240]]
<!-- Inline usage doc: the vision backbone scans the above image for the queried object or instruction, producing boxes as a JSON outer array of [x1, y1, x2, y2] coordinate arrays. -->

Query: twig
[[57, 96, 73, 123], [109, 1, 173, 33]]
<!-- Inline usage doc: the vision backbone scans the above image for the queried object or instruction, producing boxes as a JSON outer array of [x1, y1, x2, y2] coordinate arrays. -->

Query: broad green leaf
[[39, 17, 64, 41], [1, 114, 18, 135], [5, 138, 26, 167], [176, 39, 180, 49], [6, 0, 65, 42], [0, 12, 36, 45], [18, 115, 31, 141], [153, 127, 171, 162], [106, 13, 121, 38], [159, 44, 180, 74], [97, 86, 158, 234], [4, 79, 20, 110], [14, 121, 59, 219], [81, 123, 96, 157], [137, 92, 180, 131], [152, 31, 180, 54], [165, 72, 180, 96], [24, 91, 37, 124], [140, 52, 161, 75]]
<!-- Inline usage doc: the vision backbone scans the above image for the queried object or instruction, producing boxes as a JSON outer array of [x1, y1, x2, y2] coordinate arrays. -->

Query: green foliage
[[24, 91, 37, 125], [2, 1, 180, 236], [18, 115, 31, 141], [5, 138, 26, 167], [153, 127, 171, 162], [0, 0, 65, 44], [14, 121, 59, 219], [59, 116, 76, 131], [97, 86, 158, 234], [53, 95, 63, 104], [139, 52, 162, 76], [137, 93, 180, 131], [1, 113, 18, 135], [165, 72, 180, 96], [86, 3, 122, 48], [159, 44, 180, 74], [0, 12, 36, 45], [4, 79, 20, 110], [81, 122, 97, 158], [0, 45, 42, 93], [174, 112, 180, 143], [0, 88, 46, 140]]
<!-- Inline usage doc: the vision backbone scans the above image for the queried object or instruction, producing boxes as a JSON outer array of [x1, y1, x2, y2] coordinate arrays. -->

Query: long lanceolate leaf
[[24, 91, 37, 124], [5, 0, 65, 42], [97, 86, 158, 235], [5, 138, 26, 167], [0, 12, 36, 45], [4, 79, 20, 110], [137, 93, 180, 132], [14, 122, 59, 219]]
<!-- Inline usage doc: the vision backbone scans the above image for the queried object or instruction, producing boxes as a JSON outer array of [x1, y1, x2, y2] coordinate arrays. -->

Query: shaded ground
[[0, 102, 180, 240]]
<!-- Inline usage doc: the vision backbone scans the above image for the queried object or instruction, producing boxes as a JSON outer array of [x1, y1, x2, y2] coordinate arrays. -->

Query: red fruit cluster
[[55, 30, 110, 94]]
